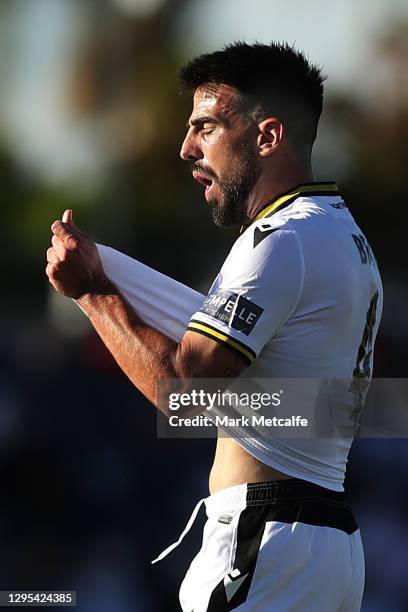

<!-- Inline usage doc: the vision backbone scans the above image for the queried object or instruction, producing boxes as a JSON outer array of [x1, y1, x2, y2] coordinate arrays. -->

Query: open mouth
[[192, 171, 214, 200], [192, 171, 213, 187]]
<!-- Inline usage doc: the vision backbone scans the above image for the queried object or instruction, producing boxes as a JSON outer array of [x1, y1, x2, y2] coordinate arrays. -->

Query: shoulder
[[233, 217, 303, 262], [216, 221, 304, 294]]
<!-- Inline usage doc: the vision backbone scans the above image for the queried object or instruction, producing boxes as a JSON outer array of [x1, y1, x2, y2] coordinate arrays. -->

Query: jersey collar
[[254, 181, 340, 222]]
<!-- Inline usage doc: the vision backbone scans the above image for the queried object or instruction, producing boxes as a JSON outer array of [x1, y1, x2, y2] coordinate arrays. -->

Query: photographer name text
[[168, 415, 308, 428]]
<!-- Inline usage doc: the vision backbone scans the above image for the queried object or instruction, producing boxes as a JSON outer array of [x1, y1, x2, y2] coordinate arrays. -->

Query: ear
[[256, 118, 284, 157]]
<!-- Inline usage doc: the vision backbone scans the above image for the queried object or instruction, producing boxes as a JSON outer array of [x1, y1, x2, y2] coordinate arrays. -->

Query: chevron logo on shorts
[[224, 569, 249, 602]]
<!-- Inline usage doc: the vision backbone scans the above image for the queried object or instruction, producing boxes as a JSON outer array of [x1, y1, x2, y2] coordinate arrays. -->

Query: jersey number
[[351, 290, 379, 392]]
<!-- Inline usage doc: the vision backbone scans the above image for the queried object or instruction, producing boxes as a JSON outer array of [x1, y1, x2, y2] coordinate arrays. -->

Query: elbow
[[160, 379, 206, 419]]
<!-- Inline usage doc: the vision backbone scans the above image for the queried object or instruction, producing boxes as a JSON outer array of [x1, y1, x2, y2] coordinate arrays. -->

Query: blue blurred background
[[1, 0, 408, 610]]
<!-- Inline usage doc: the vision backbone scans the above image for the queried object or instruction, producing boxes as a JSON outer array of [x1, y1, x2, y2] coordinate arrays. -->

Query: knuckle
[[46, 263, 56, 278], [51, 264, 61, 278]]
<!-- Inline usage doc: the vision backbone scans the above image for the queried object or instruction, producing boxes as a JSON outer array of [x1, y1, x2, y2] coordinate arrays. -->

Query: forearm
[[77, 279, 181, 409]]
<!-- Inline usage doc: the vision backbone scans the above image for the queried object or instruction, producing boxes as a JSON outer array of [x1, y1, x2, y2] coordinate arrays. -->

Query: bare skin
[[209, 437, 290, 494], [47, 83, 314, 494]]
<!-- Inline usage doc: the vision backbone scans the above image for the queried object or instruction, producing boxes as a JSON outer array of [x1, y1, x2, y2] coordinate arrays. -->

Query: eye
[[201, 123, 215, 135]]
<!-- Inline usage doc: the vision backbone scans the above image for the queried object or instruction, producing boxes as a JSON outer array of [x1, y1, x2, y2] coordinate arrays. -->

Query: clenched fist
[[46, 209, 108, 299]]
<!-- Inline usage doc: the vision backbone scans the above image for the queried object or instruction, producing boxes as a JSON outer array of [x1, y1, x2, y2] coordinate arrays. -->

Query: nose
[[180, 129, 202, 161]]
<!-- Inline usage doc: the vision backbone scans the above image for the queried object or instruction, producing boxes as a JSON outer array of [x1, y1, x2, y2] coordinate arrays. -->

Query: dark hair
[[180, 42, 326, 151]]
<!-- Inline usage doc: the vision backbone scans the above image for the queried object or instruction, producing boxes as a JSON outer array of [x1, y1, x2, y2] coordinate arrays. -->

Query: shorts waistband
[[205, 478, 347, 516], [152, 479, 353, 564]]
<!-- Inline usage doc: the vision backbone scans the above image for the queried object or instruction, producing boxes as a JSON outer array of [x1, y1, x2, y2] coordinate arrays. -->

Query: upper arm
[[165, 329, 247, 417], [175, 329, 248, 379]]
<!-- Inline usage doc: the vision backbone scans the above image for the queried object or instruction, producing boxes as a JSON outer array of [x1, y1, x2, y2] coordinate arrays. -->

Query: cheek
[[218, 149, 243, 178], [206, 139, 235, 172]]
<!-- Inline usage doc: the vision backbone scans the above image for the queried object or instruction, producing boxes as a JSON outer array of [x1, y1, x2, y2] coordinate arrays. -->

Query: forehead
[[189, 84, 240, 123]]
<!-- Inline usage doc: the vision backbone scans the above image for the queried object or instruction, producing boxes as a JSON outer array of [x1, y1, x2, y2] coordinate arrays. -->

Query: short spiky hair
[[180, 42, 326, 150]]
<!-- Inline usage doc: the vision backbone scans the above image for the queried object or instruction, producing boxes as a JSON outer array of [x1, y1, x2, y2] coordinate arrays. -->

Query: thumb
[[62, 209, 73, 225]]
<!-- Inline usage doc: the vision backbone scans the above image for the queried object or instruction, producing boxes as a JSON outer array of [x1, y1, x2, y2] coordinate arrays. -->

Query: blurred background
[[1, 0, 407, 610]]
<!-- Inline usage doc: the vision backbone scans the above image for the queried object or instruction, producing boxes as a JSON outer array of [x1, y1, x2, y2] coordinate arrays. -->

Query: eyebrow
[[187, 116, 220, 128]]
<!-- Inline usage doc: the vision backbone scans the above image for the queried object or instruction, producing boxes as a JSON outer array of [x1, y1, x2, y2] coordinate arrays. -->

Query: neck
[[246, 164, 314, 223]]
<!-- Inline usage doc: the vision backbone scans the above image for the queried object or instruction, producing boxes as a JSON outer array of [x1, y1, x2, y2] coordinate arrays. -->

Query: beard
[[209, 145, 261, 229]]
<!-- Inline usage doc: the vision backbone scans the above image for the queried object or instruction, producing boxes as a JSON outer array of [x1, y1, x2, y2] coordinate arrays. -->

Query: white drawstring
[[151, 497, 206, 564]]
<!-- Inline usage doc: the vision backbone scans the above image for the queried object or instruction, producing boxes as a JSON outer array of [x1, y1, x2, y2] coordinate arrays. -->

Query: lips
[[192, 170, 215, 201], [192, 170, 213, 187]]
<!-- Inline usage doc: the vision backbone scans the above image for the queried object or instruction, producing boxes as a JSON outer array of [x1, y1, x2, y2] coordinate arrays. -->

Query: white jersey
[[187, 182, 383, 491]]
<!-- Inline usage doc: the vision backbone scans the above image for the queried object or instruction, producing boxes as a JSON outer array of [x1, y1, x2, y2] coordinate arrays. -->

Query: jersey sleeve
[[187, 226, 305, 365]]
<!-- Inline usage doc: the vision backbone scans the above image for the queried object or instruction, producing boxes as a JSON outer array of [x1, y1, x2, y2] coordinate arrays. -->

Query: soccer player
[[46, 43, 383, 611]]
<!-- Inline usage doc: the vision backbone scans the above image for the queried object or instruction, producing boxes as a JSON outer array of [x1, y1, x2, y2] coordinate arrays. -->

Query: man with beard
[[46, 43, 382, 611]]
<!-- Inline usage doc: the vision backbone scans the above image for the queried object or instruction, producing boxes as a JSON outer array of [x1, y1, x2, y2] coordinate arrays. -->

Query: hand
[[46, 210, 108, 299]]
